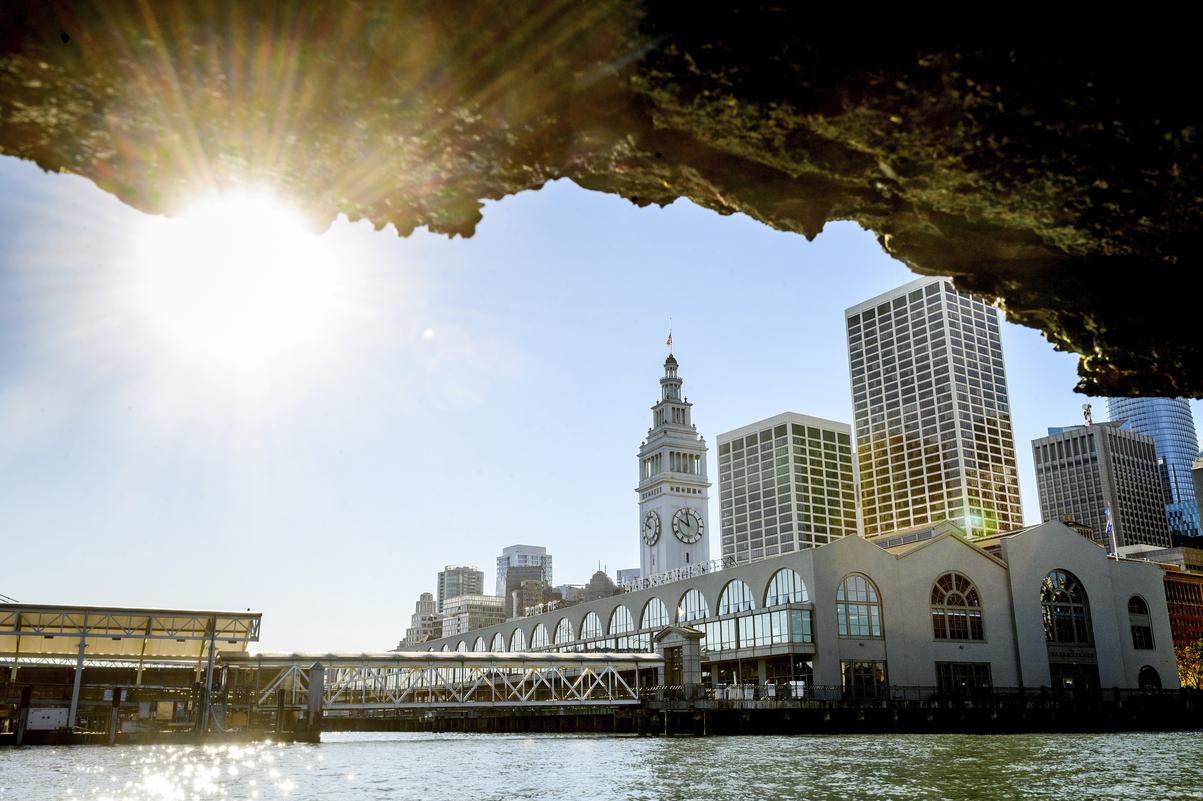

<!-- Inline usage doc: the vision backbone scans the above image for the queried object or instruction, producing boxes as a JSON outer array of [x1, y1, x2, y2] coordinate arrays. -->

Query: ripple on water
[[0, 732, 1201, 801]]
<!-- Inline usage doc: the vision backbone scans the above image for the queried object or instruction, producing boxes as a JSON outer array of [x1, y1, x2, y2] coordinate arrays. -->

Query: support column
[[15, 685, 32, 745], [68, 635, 85, 730], [199, 619, 217, 734], [107, 687, 123, 746], [305, 662, 324, 743]]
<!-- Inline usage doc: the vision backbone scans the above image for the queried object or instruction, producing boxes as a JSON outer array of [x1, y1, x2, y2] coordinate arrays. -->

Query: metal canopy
[[222, 651, 663, 668], [0, 603, 262, 662]]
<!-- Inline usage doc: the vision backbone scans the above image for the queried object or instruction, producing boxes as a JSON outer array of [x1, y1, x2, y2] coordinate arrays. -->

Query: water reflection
[[0, 732, 1199, 801]]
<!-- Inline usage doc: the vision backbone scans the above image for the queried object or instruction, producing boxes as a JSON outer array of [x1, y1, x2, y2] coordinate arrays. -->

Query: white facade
[[718, 412, 857, 563], [420, 522, 1178, 693], [495, 545, 553, 597], [637, 354, 711, 577], [846, 277, 1023, 539]]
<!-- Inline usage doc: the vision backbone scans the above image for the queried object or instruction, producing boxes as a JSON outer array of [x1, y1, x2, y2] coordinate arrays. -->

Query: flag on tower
[[666, 331, 672, 348]]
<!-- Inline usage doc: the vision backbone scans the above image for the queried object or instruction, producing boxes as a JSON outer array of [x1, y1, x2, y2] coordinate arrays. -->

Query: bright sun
[[132, 192, 343, 373]]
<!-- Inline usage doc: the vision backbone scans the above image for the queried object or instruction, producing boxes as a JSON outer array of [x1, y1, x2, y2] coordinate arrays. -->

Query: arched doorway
[[1138, 665, 1162, 690]]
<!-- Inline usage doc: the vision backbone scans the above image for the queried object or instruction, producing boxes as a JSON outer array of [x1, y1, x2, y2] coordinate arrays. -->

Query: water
[[2, 731, 1201, 801]]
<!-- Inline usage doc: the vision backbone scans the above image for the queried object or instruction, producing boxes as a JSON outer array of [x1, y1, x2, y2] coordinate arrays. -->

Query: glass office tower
[[1106, 397, 1201, 537], [846, 276, 1023, 539]]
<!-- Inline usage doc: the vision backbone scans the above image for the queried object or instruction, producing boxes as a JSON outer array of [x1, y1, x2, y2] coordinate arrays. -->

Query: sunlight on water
[[1, 732, 1201, 801]]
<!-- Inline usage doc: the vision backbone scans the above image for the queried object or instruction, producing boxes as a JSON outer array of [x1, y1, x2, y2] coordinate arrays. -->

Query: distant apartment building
[[1107, 397, 1201, 537], [495, 545, 553, 597], [439, 594, 505, 638], [436, 565, 484, 613], [718, 412, 857, 563], [1033, 422, 1171, 550], [616, 568, 641, 586], [502, 564, 546, 617], [846, 276, 1023, 539], [399, 591, 440, 648]]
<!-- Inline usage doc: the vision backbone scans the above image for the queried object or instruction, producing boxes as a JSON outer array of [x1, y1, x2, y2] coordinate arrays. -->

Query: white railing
[[620, 556, 740, 593]]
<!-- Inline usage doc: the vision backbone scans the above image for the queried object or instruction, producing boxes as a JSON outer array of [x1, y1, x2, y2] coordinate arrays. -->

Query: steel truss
[[227, 653, 659, 711]]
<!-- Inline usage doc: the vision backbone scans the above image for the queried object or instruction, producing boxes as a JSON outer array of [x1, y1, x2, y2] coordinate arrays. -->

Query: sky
[[2, 154, 1200, 652]]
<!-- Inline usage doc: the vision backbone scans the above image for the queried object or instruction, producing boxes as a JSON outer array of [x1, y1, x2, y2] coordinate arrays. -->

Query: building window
[[510, 628, 527, 651], [765, 568, 809, 606], [609, 605, 634, 636], [841, 660, 888, 698], [1128, 595, 1155, 650], [641, 598, 669, 630], [580, 611, 602, 640], [491, 632, 506, 651], [836, 573, 883, 638], [1041, 569, 1092, 645], [930, 572, 984, 641], [472, 637, 485, 652], [456, 641, 467, 652], [717, 580, 755, 615], [553, 618, 573, 646], [935, 662, 992, 695], [678, 589, 710, 624], [530, 624, 548, 650]]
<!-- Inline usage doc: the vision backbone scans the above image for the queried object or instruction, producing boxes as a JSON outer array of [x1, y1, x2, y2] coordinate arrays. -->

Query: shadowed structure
[[1, 5, 1198, 395]]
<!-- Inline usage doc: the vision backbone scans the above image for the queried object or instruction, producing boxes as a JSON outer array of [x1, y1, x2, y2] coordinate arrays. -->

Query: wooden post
[[68, 636, 85, 731], [306, 662, 324, 743], [15, 686, 32, 745], [275, 689, 286, 735], [107, 687, 123, 746]]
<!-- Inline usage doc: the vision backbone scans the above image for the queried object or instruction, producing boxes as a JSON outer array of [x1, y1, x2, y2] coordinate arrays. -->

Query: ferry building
[[419, 356, 1178, 694]]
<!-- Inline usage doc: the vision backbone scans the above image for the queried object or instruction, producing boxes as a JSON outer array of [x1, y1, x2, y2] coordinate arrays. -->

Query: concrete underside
[[2, 7, 1199, 394]]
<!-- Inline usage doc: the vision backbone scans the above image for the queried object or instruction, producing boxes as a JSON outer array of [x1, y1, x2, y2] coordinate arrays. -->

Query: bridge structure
[[219, 651, 663, 738]]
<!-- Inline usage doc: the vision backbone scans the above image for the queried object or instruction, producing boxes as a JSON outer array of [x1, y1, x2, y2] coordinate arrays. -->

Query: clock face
[[672, 508, 704, 544], [642, 511, 661, 546]]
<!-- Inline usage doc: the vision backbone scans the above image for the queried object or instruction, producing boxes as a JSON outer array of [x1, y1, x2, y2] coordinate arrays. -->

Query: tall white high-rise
[[717, 412, 857, 564], [495, 545, 553, 597], [845, 276, 1022, 539], [636, 354, 711, 576]]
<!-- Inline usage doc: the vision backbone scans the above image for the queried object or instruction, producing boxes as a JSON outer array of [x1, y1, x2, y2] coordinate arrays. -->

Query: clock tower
[[637, 354, 711, 577]]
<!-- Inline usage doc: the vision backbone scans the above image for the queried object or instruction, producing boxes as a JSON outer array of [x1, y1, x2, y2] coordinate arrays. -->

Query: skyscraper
[[636, 354, 711, 576], [845, 276, 1023, 539], [436, 565, 484, 613], [717, 412, 857, 564], [1032, 422, 1170, 550], [1106, 397, 1201, 538], [495, 545, 553, 598]]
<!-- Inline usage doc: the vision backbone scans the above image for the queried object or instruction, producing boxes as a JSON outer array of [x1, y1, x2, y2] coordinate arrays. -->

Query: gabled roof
[[653, 624, 704, 642]]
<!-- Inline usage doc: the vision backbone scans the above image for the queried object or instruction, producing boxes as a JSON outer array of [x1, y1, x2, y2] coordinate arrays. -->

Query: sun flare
[[131, 192, 342, 372]]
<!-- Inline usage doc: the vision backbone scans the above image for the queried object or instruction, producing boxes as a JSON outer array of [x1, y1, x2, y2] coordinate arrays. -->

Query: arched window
[[580, 611, 602, 640], [836, 573, 882, 638], [717, 580, 755, 615], [1041, 570, 1092, 645], [641, 597, 669, 630], [678, 589, 709, 623], [765, 568, 808, 606], [491, 632, 505, 652], [456, 641, 467, 652], [510, 627, 528, 651], [609, 605, 635, 635], [930, 572, 984, 641], [472, 636, 485, 652], [554, 617, 573, 645], [1128, 595, 1154, 650], [530, 624, 548, 650], [440, 644, 450, 652], [1138, 665, 1162, 690]]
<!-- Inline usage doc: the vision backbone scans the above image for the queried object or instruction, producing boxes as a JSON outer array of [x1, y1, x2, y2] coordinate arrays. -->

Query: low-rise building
[[439, 594, 504, 638], [418, 522, 1178, 692]]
